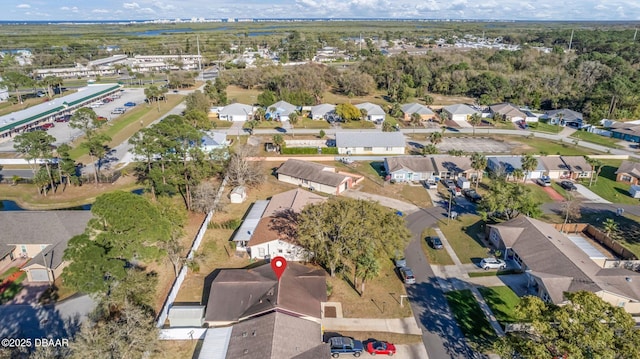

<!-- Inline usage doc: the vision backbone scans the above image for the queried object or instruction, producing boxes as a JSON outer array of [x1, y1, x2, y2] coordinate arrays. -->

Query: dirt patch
[[325, 306, 337, 318]]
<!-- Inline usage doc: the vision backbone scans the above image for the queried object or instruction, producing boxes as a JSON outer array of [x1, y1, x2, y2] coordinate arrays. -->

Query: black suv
[[329, 336, 364, 357], [559, 180, 577, 191]]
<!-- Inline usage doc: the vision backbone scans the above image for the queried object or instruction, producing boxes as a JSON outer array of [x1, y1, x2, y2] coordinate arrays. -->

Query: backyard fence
[[554, 223, 637, 261], [156, 177, 228, 328]]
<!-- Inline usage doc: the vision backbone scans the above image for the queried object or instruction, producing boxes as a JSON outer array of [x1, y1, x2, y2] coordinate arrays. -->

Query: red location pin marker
[[271, 256, 287, 281]]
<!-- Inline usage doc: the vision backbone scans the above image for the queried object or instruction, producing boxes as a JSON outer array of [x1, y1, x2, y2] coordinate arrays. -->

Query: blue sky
[[5, 0, 640, 21]]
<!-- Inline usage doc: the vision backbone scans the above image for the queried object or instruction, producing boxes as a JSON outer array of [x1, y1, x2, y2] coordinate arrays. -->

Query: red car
[[366, 341, 396, 356], [40, 123, 55, 129]]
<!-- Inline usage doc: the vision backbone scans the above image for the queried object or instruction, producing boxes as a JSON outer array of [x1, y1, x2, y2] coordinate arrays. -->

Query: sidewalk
[[321, 317, 422, 335]]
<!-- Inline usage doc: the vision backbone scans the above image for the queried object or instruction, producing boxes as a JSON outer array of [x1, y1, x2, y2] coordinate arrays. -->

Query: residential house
[[431, 155, 474, 179], [610, 122, 640, 143], [401, 103, 436, 123], [615, 160, 640, 185], [384, 156, 437, 182], [201, 132, 229, 152], [335, 132, 405, 155], [267, 100, 297, 122], [384, 155, 476, 182], [559, 156, 594, 180], [488, 216, 640, 314], [489, 103, 538, 123], [544, 109, 585, 128], [218, 103, 254, 122], [538, 155, 594, 180], [309, 104, 335, 120], [487, 156, 545, 180], [276, 159, 352, 195], [355, 102, 386, 123], [247, 188, 326, 261], [0, 211, 92, 283], [204, 262, 327, 327], [441, 103, 478, 122]]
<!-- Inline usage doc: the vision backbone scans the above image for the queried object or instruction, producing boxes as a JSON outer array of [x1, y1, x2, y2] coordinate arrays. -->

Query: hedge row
[[280, 147, 338, 155]]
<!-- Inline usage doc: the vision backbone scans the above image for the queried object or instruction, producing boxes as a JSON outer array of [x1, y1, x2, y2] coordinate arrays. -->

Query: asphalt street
[[404, 206, 481, 359]]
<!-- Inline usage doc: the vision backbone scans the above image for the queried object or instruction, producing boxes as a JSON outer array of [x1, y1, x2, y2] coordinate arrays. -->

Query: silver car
[[480, 257, 507, 270], [400, 267, 416, 284]]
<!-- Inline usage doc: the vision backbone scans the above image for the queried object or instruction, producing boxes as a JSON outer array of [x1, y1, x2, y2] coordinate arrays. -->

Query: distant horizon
[[5, 0, 640, 22]]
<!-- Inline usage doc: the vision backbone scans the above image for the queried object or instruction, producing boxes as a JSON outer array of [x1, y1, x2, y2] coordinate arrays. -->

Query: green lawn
[[550, 182, 570, 200], [340, 120, 376, 129], [421, 228, 454, 265], [477, 286, 520, 327], [583, 160, 640, 205], [211, 119, 233, 128], [525, 183, 555, 203], [528, 121, 561, 134], [445, 289, 497, 350], [510, 137, 597, 156], [297, 117, 330, 129], [570, 130, 621, 148], [439, 215, 490, 264]]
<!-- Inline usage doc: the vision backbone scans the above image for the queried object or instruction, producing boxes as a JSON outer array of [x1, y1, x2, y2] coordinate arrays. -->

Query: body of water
[[0, 200, 91, 211]]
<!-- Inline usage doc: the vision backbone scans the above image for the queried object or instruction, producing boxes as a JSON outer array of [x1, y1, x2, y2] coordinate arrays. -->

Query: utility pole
[[196, 35, 202, 80], [359, 33, 362, 53], [447, 190, 453, 224], [568, 29, 574, 51], [634, 28, 638, 42]]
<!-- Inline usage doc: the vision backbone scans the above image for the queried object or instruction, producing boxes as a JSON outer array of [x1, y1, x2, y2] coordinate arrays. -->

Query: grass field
[[525, 182, 555, 203], [528, 121, 561, 134], [438, 215, 490, 264], [477, 286, 520, 327], [570, 130, 621, 148], [340, 120, 377, 129], [584, 160, 640, 205], [421, 227, 454, 265], [509, 136, 597, 156], [445, 289, 497, 350]]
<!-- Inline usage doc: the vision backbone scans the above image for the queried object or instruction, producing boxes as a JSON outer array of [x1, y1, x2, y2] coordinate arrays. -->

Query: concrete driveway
[[575, 184, 611, 204]]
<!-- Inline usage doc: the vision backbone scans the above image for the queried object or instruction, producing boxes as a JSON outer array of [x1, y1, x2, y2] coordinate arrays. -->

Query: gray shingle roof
[[354, 102, 385, 115], [225, 312, 328, 359], [220, 103, 253, 116], [268, 101, 297, 115], [263, 188, 326, 218], [490, 216, 640, 304], [401, 103, 434, 115], [385, 156, 437, 173], [442, 103, 477, 115], [487, 156, 545, 173], [545, 109, 583, 122], [615, 160, 640, 179], [0, 211, 92, 246], [276, 159, 349, 187], [335, 132, 405, 148], [431, 155, 472, 173], [538, 156, 568, 172], [560, 156, 592, 172], [489, 103, 527, 119], [204, 263, 327, 323], [310, 104, 335, 118]]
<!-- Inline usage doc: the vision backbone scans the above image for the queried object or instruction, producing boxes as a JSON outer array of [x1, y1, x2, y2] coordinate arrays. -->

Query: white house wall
[[249, 240, 308, 262], [277, 174, 341, 195], [338, 146, 405, 155]]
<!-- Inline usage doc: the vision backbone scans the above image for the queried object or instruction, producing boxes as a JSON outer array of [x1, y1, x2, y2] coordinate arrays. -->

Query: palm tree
[[272, 134, 284, 152], [439, 110, 449, 123], [470, 152, 487, 189], [521, 154, 538, 183], [584, 156, 602, 187], [410, 112, 422, 126], [512, 168, 524, 182], [254, 107, 266, 122], [359, 108, 368, 122], [288, 112, 299, 137], [602, 218, 618, 238], [469, 113, 482, 137], [355, 249, 380, 296], [421, 144, 438, 155], [429, 131, 443, 145]]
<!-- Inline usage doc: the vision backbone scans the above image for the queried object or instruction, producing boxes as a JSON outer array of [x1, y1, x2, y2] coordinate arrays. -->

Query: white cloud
[[17, 4, 31, 8], [92, 9, 109, 13], [60, 6, 79, 12], [123, 2, 140, 9]]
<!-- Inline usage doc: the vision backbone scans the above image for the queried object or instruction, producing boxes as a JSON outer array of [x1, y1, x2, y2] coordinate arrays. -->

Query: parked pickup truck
[[329, 337, 364, 357]]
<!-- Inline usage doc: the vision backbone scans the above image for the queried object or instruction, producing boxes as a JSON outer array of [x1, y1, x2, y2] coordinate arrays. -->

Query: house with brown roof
[[276, 159, 352, 195], [615, 160, 640, 185], [204, 262, 327, 326], [489, 103, 528, 122], [0, 211, 92, 283], [488, 217, 640, 314], [431, 155, 475, 180], [538, 155, 593, 180], [248, 189, 326, 261]]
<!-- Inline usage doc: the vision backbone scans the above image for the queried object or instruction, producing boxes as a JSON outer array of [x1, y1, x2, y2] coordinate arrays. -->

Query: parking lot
[[436, 136, 515, 153], [0, 88, 146, 151]]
